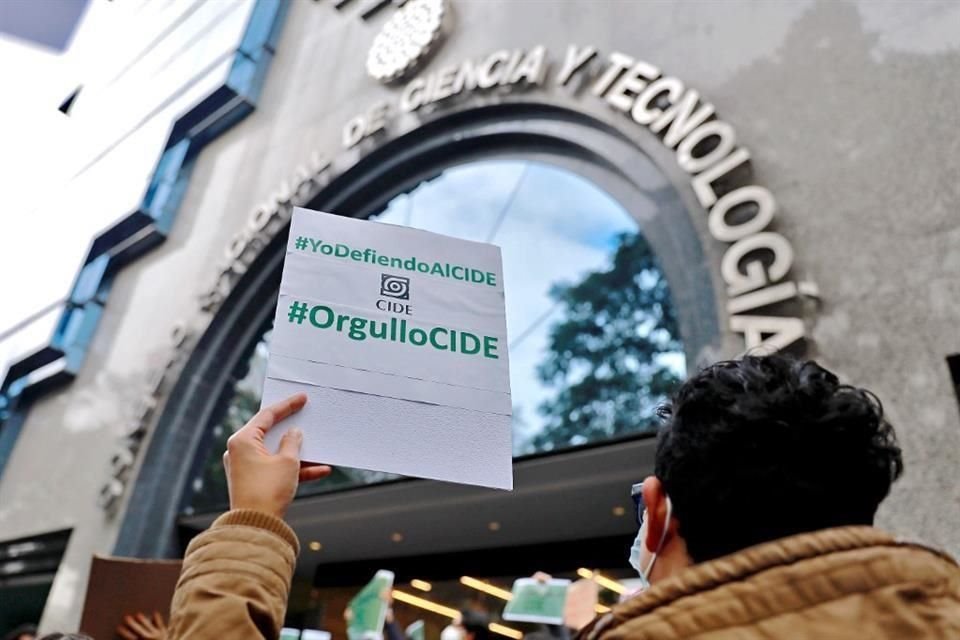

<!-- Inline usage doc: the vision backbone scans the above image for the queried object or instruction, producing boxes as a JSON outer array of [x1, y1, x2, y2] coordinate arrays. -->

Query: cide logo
[[380, 273, 410, 299], [378, 273, 412, 315]]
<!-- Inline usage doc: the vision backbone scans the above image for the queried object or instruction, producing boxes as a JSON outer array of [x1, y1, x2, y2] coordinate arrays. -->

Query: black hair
[[655, 354, 903, 563], [3, 625, 37, 640], [460, 609, 490, 640]]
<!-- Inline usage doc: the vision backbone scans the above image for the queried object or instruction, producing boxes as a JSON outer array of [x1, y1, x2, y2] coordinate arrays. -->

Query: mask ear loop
[[642, 496, 673, 581]]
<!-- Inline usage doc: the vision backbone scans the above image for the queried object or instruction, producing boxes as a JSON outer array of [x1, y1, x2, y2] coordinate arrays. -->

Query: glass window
[[185, 159, 683, 513]]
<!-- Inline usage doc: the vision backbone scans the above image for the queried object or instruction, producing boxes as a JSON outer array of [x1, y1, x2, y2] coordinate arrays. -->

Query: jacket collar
[[583, 526, 952, 640]]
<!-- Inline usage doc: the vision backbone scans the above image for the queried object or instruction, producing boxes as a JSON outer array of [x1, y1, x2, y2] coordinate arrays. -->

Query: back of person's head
[[656, 354, 903, 563], [460, 610, 490, 640]]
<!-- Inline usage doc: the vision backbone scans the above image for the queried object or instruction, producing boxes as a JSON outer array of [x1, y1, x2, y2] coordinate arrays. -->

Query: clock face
[[366, 0, 448, 83]]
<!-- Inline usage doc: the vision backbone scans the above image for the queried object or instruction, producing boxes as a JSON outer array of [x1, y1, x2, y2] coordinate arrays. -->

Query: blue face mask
[[628, 497, 672, 590], [628, 528, 648, 587]]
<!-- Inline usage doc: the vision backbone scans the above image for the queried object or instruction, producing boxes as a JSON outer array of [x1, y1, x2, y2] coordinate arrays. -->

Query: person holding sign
[[165, 394, 329, 640], [163, 354, 960, 640]]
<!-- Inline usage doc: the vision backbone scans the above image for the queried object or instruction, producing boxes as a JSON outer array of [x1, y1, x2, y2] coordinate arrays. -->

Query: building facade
[[1, 0, 959, 634]]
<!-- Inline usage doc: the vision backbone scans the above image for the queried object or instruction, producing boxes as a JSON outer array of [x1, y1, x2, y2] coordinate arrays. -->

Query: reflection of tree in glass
[[190, 387, 259, 513], [534, 232, 683, 451]]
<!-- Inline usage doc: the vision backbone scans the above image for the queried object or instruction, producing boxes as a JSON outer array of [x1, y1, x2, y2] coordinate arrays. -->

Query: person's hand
[[117, 611, 167, 640], [223, 393, 331, 518], [383, 590, 395, 623]]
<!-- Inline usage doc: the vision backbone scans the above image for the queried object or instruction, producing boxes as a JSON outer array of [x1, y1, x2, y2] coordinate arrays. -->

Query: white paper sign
[[262, 208, 513, 489]]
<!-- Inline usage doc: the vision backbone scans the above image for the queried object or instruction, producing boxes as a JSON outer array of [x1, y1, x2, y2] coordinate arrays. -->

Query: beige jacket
[[583, 527, 960, 640], [167, 510, 299, 640], [167, 516, 960, 640]]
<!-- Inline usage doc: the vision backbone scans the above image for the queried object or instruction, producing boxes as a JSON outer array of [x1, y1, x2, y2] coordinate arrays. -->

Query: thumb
[[277, 427, 303, 459]]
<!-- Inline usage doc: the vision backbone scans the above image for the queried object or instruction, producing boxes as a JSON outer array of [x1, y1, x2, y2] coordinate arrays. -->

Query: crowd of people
[[6, 354, 960, 639]]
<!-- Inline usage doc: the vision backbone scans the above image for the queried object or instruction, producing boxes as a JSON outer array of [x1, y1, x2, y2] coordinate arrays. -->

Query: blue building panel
[[0, 0, 291, 471]]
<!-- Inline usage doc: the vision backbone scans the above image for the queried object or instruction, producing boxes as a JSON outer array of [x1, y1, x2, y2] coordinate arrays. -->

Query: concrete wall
[[1, 0, 959, 631]]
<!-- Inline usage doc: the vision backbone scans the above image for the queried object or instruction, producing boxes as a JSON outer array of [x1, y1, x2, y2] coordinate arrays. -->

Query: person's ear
[[641, 476, 669, 552]]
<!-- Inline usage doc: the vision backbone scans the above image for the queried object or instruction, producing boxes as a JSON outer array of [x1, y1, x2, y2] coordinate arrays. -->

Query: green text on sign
[[294, 235, 497, 287], [287, 301, 500, 359]]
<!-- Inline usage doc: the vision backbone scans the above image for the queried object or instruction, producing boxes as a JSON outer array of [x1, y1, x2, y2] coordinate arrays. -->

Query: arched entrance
[[115, 103, 721, 561]]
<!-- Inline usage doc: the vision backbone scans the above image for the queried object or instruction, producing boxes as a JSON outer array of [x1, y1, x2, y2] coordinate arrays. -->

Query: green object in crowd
[[347, 569, 395, 640], [503, 578, 571, 624], [406, 619, 425, 640]]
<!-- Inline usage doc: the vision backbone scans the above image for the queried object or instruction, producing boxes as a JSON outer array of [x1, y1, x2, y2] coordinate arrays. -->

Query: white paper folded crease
[[262, 208, 514, 490]]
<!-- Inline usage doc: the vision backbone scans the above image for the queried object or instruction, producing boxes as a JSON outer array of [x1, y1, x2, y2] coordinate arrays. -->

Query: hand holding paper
[[224, 393, 332, 518]]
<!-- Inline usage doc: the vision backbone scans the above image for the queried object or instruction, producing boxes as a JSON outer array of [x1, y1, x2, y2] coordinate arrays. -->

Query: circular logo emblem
[[366, 0, 448, 83]]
